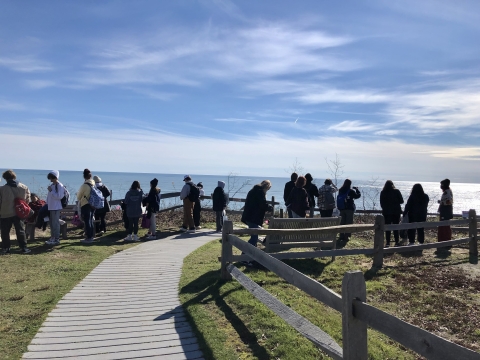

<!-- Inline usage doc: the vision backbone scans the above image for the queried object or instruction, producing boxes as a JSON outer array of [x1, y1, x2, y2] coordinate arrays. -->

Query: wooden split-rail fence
[[219, 210, 479, 359]]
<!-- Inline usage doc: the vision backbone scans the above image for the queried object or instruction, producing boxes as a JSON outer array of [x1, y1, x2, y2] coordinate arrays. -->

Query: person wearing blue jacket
[[337, 179, 361, 241], [124, 181, 144, 242]]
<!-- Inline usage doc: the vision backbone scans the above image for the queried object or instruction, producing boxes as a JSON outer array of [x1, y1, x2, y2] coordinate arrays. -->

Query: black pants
[[81, 204, 94, 239], [95, 212, 107, 232], [407, 214, 425, 244], [1, 216, 27, 250], [128, 217, 139, 235], [384, 214, 400, 244], [193, 200, 201, 227], [215, 210, 223, 231], [320, 209, 334, 217]]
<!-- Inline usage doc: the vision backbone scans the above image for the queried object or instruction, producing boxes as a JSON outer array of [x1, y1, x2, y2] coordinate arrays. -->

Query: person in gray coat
[[124, 181, 144, 242]]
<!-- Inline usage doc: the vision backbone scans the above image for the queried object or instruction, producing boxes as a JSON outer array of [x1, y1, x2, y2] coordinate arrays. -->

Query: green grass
[[179, 222, 480, 359]]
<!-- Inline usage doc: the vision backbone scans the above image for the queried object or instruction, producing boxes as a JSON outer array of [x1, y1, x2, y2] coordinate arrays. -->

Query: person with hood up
[[286, 176, 309, 218], [212, 181, 228, 232], [93, 176, 111, 235], [45, 170, 65, 246], [283, 172, 298, 218], [179, 175, 196, 233], [124, 180, 144, 242], [317, 179, 338, 217], [241, 180, 273, 258], [304, 173, 319, 218], [193, 182, 204, 230], [143, 178, 161, 240], [0, 169, 31, 254], [76, 168, 96, 243]]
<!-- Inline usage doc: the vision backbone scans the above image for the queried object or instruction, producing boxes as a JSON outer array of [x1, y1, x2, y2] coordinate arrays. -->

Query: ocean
[[3, 169, 480, 215]]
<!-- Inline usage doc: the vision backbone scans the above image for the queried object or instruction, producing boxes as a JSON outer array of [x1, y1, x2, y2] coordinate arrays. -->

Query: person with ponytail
[[76, 169, 96, 243]]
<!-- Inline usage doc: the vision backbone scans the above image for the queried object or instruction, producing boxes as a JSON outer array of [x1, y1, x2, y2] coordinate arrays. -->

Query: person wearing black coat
[[338, 179, 361, 241], [241, 180, 273, 248], [380, 180, 404, 247], [403, 183, 429, 245], [304, 173, 319, 218], [286, 176, 309, 218], [283, 172, 298, 218], [212, 181, 228, 232], [93, 176, 111, 234]]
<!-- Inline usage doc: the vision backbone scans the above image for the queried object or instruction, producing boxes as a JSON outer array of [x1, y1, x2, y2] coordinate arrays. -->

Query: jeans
[[0, 216, 27, 250], [247, 222, 261, 247], [128, 217, 139, 235], [50, 210, 61, 240], [215, 210, 224, 231], [149, 212, 157, 235], [193, 199, 201, 227], [81, 204, 94, 239], [340, 209, 354, 239], [95, 212, 107, 233], [384, 214, 400, 244], [182, 198, 195, 230], [320, 209, 334, 217]]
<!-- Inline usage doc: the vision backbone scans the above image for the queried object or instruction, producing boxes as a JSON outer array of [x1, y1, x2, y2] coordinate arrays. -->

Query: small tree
[[226, 172, 251, 210], [285, 157, 305, 176], [325, 153, 344, 188], [361, 176, 382, 210]]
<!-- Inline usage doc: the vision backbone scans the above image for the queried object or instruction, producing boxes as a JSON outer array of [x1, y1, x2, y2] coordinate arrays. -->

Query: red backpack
[[8, 187, 32, 219]]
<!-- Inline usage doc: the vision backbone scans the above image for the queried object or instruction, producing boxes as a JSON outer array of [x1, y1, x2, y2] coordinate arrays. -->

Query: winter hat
[[218, 181, 225, 189], [183, 175, 191, 181], [48, 170, 59, 179], [196, 182, 203, 188], [93, 176, 102, 183], [150, 178, 158, 187], [305, 173, 313, 182]]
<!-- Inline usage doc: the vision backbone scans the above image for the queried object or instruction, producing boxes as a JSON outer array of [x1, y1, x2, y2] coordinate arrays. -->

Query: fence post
[[342, 270, 368, 360], [280, 208, 284, 218], [221, 220, 234, 280], [373, 215, 385, 268], [469, 209, 478, 257]]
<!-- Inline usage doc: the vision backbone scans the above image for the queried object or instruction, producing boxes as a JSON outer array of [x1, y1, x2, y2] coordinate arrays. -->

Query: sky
[[1, 0, 480, 182]]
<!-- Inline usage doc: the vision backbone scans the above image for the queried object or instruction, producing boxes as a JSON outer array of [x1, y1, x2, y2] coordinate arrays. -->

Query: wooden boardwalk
[[23, 230, 220, 360]]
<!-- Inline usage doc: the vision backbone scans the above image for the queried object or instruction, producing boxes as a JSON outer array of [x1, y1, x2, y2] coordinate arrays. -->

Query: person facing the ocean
[[283, 172, 298, 218], [93, 176, 111, 236], [124, 181, 144, 242], [337, 179, 361, 241], [304, 173, 319, 218], [77, 169, 96, 243], [0, 169, 31, 254], [45, 170, 65, 246], [404, 183, 429, 245], [317, 178, 337, 217], [179, 175, 196, 233], [212, 181, 228, 232], [437, 178, 453, 251], [143, 178, 161, 240], [241, 180, 273, 264], [193, 182, 204, 230], [380, 180, 404, 247], [286, 176, 309, 218]]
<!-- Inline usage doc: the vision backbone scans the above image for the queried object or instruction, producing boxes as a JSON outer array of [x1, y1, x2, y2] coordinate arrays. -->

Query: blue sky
[[1, 0, 480, 182]]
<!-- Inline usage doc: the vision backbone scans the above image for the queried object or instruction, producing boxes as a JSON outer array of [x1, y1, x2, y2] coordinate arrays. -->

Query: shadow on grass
[[180, 269, 270, 360]]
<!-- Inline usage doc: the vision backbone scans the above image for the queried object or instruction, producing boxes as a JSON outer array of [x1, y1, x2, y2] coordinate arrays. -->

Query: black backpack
[[187, 183, 200, 202], [57, 184, 69, 209]]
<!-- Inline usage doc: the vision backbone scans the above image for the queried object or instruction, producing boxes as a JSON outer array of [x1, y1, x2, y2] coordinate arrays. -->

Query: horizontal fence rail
[[232, 224, 375, 236], [384, 219, 469, 231]]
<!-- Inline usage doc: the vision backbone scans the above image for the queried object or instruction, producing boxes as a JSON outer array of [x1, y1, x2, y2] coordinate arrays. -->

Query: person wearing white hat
[[45, 170, 65, 246]]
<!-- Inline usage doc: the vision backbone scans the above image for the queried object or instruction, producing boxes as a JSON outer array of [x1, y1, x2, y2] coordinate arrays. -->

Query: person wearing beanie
[[286, 176, 309, 218], [179, 175, 196, 233], [93, 175, 111, 235], [193, 182, 204, 230], [0, 169, 31, 254], [437, 178, 453, 250], [212, 181, 228, 232], [143, 178, 161, 240], [45, 170, 65, 246]]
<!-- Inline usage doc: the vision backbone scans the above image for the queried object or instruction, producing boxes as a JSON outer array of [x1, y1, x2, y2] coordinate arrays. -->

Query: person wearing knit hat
[[143, 178, 161, 240], [94, 175, 111, 235], [45, 170, 65, 246], [437, 178, 453, 251], [193, 182, 204, 230]]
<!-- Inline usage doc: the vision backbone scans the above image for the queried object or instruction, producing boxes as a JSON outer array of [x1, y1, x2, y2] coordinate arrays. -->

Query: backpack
[[60, 186, 70, 208], [87, 184, 105, 209], [8, 186, 32, 219], [187, 183, 200, 202], [336, 190, 349, 210]]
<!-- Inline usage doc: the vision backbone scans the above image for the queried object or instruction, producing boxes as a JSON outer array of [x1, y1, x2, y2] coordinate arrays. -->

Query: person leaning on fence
[[0, 169, 31, 254], [124, 180, 144, 242], [143, 178, 161, 240], [437, 178, 453, 252], [337, 179, 361, 241], [286, 176, 309, 218], [283, 172, 298, 218], [380, 180, 404, 247], [403, 183, 429, 245], [212, 181, 227, 232], [317, 178, 337, 217], [93, 176, 111, 236], [241, 180, 273, 265], [45, 170, 65, 246], [304, 173, 319, 218], [77, 169, 96, 243], [193, 182, 204, 230], [179, 175, 196, 233]]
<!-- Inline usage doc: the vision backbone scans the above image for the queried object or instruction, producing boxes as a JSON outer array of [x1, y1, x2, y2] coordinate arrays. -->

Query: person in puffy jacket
[[317, 179, 337, 217], [380, 180, 404, 247], [124, 181, 144, 242], [212, 181, 228, 232], [286, 176, 309, 218], [404, 183, 429, 245], [337, 179, 361, 241], [77, 168, 96, 243]]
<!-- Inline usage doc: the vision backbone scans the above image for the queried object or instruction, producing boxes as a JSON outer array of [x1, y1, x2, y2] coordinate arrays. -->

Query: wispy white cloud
[[124, 87, 177, 101], [24, 79, 56, 89], [0, 99, 26, 111], [0, 56, 53, 73], [328, 120, 379, 132]]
